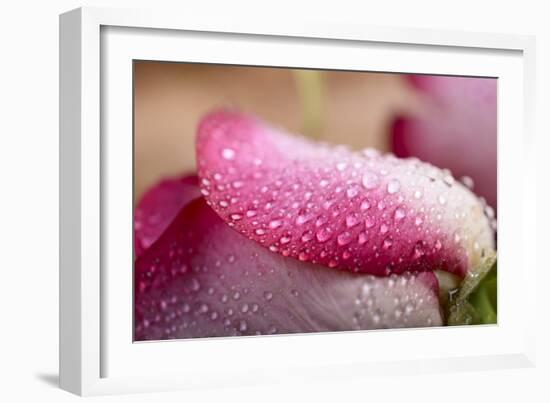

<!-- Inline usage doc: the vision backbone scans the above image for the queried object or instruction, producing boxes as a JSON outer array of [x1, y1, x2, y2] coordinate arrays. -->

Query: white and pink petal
[[135, 198, 443, 340], [196, 110, 494, 278]]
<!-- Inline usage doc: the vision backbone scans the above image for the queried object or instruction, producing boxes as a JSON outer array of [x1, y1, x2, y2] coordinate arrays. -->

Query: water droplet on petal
[[301, 231, 314, 242], [365, 216, 376, 228], [387, 179, 401, 194], [263, 291, 273, 301], [346, 213, 360, 228], [316, 227, 333, 243], [296, 213, 312, 225], [315, 216, 328, 227], [362, 171, 380, 190], [221, 148, 235, 160], [323, 199, 335, 210], [438, 195, 447, 205], [394, 207, 406, 220], [443, 175, 455, 186], [454, 231, 461, 243], [190, 278, 200, 291], [269, 219, 282, 229], [362, 148, 380, 159], [337, 231, 352, 246], [412, 242, 425, 259], [346, 185, 360, 198], [360, 200, 371, 210], [336, 162, 347, 171], [280, 236, 291, 244], [461, 176, 475, 189], [298, 251, 309, 261]]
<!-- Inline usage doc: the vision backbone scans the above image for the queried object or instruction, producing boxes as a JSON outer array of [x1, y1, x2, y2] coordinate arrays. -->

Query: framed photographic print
[[59, 6, 536, 396]]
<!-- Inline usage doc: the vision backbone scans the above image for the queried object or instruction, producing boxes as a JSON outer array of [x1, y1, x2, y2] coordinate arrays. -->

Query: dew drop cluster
[[199, 131, 494, 278]]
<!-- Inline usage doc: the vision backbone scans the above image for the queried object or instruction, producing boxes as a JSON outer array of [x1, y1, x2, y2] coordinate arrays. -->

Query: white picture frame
[[59, 6, 537, 396]]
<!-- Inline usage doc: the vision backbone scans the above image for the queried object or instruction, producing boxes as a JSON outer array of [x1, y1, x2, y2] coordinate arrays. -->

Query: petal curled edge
[[135, 198, 443, 340], [134, 175, 200, 258], [196, 110, 494, 278]]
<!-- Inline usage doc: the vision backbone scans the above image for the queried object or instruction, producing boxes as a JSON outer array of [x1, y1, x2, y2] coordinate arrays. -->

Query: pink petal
[[392, 75, 497, 209], [196, 110, 494, 278], [135, 198, 442, 340], [134, 174, 200, 258]]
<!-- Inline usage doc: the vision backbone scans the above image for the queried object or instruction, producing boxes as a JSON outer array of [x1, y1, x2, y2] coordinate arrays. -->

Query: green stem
[[447, 251, 497, 326], [293, 69, 325, 138]]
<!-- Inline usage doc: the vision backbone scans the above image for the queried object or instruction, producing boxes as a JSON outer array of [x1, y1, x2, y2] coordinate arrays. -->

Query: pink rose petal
[[134, 174, 200, 258], [392, 75, 497, 209], [196, 110, 494, 278], [135, 197, 443, 340]]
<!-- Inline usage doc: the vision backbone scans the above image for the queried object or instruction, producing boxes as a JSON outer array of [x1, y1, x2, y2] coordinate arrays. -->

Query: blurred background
[[134, 62, 496, 210]]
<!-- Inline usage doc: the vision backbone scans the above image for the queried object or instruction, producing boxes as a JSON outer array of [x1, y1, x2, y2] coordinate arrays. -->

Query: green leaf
[[447, 251, 497, 326]]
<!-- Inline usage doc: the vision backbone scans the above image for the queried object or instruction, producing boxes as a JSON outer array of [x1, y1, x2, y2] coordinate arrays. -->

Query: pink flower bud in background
[[391, 75, 497, 210]]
